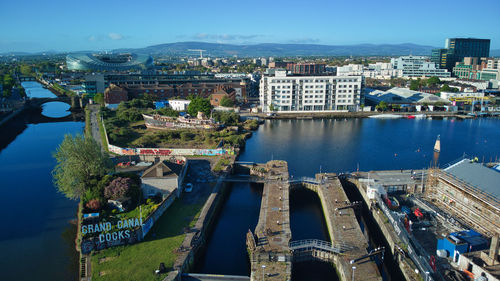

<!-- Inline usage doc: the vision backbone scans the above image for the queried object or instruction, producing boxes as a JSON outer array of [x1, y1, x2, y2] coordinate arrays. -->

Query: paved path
[[88, 104, 104, 151]]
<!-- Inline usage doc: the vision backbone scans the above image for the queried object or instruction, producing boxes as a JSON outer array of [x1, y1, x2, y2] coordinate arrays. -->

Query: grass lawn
[[90, 194, 207, 281]]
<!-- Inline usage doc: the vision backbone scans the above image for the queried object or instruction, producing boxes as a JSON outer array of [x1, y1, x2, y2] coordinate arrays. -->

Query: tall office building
[[431, 38, 490, 71]]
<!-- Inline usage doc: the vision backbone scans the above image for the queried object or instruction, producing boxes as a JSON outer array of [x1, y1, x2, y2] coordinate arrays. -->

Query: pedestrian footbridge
[[182, 273, 250, 281]]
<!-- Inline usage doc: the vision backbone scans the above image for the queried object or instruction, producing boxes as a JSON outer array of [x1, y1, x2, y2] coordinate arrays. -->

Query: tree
[[376, 101, 388, 112], [20, 64, 32, 76], [440, 84, 451, 92], [220, 96, 235, 107], [94, 93, 104, 105], [409, 79, 420, 91], [52, 134, 114, 200], [104, 177, 132, 200], [187, 97, 212, 116], [427, 76, 441, 87]]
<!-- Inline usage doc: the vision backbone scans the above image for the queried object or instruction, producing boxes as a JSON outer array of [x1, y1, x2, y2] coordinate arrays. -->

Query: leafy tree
[[187, 97, 212, 116], [94, 93, 104, 105], [156, 107, 179, 117], [409, 79, 420, 91], [104, 177, 132, 199], [52, 134, 114, 200], [220, 96, 235, 107], [213, 111, 239, 125], [269, 104, 276, 112], [20, 64, 32, 76], [440, 84, 451, 92], [427, 76, 440, 87], [376, 101, 388, 112]]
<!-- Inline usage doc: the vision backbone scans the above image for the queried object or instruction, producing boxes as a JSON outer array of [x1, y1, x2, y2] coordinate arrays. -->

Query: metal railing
[[374, 195, 437, 281], [289, 239, 353, 254]]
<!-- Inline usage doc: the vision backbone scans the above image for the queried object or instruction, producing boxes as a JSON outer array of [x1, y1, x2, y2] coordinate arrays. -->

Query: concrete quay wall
[[301, 176, 382, 281], [163, 173, 232, 281], [347, 177, 422, 281]]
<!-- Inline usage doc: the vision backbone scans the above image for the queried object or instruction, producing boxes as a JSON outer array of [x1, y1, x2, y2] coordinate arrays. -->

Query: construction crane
[[188, 49, 206, 59]]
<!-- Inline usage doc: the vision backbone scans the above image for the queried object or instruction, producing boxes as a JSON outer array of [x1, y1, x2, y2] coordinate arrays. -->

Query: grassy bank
[[85, 107, 91, 135], [90, 195, 207, 281], [104, 109, 250, 149], [97, 109, 109, 152]]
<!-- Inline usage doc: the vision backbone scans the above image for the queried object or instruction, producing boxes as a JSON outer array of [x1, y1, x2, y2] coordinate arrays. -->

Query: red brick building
[[104, 84, 128, 105]]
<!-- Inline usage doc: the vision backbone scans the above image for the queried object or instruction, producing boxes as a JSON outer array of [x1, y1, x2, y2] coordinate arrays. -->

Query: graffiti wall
[[108, 144, 234, 156]]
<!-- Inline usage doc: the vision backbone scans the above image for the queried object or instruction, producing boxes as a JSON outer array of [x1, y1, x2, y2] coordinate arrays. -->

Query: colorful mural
[[108, 144, 234, 156]]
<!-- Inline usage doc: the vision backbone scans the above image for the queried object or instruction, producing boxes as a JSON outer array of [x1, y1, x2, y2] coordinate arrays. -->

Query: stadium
[[66, 53, 153, 71]]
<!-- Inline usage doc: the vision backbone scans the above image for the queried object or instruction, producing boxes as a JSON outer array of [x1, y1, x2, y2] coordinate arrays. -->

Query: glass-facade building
[[66, 53, 153, 71], [432, 38, 490, 72]]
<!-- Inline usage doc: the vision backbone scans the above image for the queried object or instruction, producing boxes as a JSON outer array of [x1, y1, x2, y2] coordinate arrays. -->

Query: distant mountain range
[[114, 41, 442, 57], [3, 41, 500, 57]]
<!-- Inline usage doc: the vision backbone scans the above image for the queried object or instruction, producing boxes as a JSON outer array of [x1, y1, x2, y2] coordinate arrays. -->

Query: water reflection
[[42, 102, 71, 118], [22, 81, 57, 98]]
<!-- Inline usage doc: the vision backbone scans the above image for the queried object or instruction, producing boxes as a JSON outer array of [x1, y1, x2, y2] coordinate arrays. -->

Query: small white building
[[141, 161, 183, 199], [168, 99, 191, 111]]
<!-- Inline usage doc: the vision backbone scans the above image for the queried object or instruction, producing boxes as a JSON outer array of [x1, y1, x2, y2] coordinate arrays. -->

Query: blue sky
[[1, 0, 499, 53]]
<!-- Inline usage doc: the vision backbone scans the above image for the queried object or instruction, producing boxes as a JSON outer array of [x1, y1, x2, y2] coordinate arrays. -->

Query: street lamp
[[262, 265, 266, 281], [352, 266, 356, 281]]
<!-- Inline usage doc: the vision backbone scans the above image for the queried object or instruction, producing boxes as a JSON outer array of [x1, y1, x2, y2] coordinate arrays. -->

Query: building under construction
[[426, 158, 500, 237]]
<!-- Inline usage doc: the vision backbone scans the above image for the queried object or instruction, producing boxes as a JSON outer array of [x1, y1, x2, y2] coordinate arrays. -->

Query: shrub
[[86, 199, 102, 211], [104, 177, 133, 199]]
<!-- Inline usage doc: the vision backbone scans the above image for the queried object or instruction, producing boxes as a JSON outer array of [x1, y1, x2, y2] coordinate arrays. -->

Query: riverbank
[[244, 111, 494, 120]]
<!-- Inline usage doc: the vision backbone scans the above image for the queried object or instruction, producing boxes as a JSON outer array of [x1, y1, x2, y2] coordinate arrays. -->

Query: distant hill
[[114, 41, 439, 57]]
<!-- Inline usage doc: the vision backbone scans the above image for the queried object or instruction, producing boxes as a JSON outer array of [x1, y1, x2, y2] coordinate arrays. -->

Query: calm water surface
[[0, 82, 81, 281], [199, 117, 500, 278]]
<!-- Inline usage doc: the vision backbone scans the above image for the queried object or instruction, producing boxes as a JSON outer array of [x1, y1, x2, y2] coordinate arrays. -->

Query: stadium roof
[[66, 53, 153, 71]]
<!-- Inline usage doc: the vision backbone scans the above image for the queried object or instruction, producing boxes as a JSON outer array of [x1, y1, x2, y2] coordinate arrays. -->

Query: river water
[[197, 117, 500, 279], [0, 82, 82, 281], [2, 85, 499, 281]]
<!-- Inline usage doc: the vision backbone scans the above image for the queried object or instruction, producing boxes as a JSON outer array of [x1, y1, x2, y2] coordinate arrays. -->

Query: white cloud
[[88, 35, 97, 41], [108, 33, 123, 40]]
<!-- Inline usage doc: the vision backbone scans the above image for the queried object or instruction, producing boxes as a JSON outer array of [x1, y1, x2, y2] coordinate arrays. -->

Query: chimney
[[156, 165, 163, 177], [488, 235, 499, 266]]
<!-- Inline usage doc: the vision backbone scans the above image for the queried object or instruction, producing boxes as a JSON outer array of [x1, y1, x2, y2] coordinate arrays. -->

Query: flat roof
[[444, 159, 500, 199]]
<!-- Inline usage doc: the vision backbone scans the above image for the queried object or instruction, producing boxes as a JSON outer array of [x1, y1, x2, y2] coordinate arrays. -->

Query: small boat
[[368, 114, 403, 119], [414, 114, 426, 119], [406, 115, 415, 119]]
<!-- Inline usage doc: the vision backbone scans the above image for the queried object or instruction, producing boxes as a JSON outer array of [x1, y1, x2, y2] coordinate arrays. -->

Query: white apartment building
[[391, 55, 451, 78], [336, 63, 402, 79], [259, 70, 363, 113]]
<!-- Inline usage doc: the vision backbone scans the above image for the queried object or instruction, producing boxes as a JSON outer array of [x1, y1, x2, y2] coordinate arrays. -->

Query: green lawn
[[90, 197, 206, 281]]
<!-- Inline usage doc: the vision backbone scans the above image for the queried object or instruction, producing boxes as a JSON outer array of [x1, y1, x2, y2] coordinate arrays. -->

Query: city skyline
[[1, 0, 500, 53]]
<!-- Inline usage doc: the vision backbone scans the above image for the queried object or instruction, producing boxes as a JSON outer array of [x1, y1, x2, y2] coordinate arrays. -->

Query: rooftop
[[365, 87, 450, 104], [444, 159, 500, 199]]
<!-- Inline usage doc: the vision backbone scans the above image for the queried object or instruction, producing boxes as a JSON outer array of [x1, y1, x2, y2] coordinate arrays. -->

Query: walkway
[[249, 161, 292, 281], [88, 104, 104, 151], [317, 175, 382, 281]]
